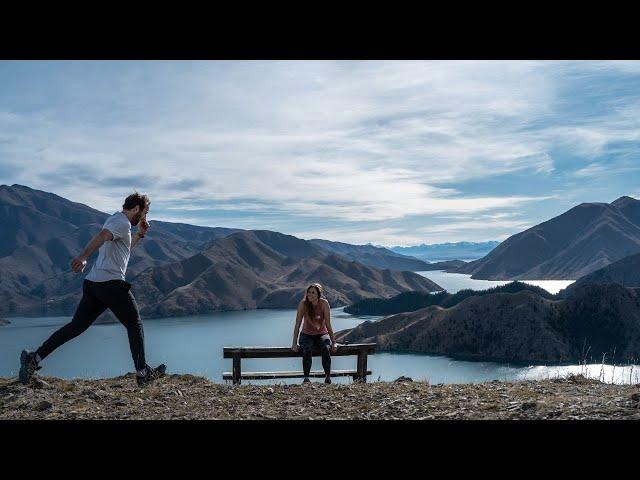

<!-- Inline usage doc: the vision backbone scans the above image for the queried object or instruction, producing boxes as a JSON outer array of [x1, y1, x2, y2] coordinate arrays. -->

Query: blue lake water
[[417, 270, 575, 295], [1, 272, 637, 385]]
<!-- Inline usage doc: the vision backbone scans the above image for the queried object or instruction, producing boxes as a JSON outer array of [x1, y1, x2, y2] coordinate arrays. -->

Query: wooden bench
[[223, 343, 376, 385]]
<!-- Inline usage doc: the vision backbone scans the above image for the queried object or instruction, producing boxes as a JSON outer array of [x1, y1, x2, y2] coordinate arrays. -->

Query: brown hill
[[560, 252, 640, 297], [131, 230, 443, 318], [1, 184, 443, 319], [0, 184, 240, 316], [455, 196, 640, 280]]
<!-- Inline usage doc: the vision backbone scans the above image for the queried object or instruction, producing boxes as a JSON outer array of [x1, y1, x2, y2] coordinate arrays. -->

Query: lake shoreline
[[353, 345, 640, 367]]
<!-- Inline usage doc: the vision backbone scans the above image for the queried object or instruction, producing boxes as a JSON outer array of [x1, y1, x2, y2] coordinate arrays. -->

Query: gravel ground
[[1, 373, 640, 420]]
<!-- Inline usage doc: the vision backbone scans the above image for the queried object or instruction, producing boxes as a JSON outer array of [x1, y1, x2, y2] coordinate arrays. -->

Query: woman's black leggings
[[298, 332, 331, 376], [36, 279, 146, 371]]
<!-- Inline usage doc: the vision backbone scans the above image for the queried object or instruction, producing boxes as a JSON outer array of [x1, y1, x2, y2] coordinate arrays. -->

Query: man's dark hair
[[123, 192, 151, 211]]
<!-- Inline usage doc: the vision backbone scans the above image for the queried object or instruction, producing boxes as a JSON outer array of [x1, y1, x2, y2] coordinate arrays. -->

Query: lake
[[417, 269, 575, 295], [1, 271, 637, 385]]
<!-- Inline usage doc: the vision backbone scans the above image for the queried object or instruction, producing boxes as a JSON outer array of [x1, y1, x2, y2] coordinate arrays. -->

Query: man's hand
[[331, 343, 338, 353], [291, 343, 298, 352], [71, 256, 87, 273], [138, 218, 150, 236]]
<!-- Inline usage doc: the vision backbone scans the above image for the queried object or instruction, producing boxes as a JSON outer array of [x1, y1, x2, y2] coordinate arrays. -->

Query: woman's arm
[[291, 302, 304, 351], [324, 300, 338, 352]]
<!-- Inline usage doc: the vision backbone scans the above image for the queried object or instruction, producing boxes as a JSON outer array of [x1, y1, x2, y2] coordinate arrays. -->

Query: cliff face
[[337, 284, 640, 363], [455, 197, 640, 280]]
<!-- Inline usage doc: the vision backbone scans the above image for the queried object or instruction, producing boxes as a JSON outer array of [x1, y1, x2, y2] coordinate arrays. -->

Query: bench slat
[[223, 343, 376, 359], [222, 369, 372, 380]]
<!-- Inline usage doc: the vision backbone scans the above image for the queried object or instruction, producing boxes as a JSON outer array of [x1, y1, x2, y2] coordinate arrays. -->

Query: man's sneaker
[[302, 377, 311, 384], [136, 364, 166, 387], [19, 350, 41, 385], [324, 375, 332, 384]]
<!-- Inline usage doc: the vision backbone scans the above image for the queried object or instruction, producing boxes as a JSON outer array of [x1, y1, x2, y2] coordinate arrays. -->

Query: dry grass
[[1, 373, 639, 420]]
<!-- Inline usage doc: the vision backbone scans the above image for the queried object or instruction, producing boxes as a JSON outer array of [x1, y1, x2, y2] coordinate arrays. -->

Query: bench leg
[[233, 352, 241, 385], [356, 351, 368, 383]]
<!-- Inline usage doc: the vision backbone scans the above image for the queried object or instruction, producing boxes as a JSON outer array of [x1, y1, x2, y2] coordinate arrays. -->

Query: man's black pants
[[36, 279, 146, 371]]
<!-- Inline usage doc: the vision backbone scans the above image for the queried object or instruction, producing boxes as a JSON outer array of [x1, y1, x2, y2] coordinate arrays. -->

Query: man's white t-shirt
[[85, 212, 132, 282]]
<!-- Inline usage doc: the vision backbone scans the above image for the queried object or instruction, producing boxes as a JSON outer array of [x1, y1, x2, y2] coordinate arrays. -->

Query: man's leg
[[95, 281, 146, 372], [92, 281, 165, 386], [20, 281, 107, 384], [36, 281, 107, 361]]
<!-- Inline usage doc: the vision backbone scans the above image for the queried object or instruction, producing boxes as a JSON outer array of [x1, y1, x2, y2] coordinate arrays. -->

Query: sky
[[1, 60, 639, 246]]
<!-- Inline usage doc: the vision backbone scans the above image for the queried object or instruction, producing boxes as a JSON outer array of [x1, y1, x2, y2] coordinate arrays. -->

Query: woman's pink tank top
[[302, 301, 329, 335]]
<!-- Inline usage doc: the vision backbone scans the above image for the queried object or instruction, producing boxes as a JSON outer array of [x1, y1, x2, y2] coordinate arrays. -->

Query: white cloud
[[573, 162, 609, 178], [2, 60, 640, 243], [572, 160, 640, 178], [416, 218, 533, 235]]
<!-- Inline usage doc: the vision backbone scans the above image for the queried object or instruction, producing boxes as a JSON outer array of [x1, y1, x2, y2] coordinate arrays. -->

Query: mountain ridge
[[560, 252, 640, 297], [130, 230, 443, 318], [0, 184, 442, 318], [309, 238, 432, 271], [454, 197, 640, 280]]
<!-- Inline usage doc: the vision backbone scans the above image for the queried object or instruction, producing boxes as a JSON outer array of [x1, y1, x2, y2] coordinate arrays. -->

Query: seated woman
[[291, 283, 338, 383]]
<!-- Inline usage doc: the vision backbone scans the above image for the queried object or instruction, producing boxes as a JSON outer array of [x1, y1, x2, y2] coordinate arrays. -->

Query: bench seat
[[223, 369, 373, 380]]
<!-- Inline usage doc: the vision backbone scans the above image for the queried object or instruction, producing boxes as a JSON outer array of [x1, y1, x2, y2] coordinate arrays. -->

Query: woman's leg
[[298, 333, 313, 379], [319, 334, 332, 378]]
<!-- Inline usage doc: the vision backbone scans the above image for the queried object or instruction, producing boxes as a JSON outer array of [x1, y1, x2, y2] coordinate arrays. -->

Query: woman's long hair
[[303, 283, 324, 329]]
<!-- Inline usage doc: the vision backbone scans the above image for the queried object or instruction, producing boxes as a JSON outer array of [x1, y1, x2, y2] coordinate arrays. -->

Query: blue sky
[[1, 60, 639, 246]]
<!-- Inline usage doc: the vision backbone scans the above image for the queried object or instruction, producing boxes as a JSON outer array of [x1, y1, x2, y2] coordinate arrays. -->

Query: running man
[[19, 192, 166, 387]]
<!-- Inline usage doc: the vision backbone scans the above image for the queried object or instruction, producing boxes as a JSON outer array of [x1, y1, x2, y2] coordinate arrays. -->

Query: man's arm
[[71, 229, 113, 272]]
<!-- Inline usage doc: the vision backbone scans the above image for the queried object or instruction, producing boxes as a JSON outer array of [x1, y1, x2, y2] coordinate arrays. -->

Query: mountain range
[[309, 239, 466, 272], [454, 196, 640, 280], [0, 184, 241, 316], [309, 239, 432, 271], [389, 241, 500, 262], [0, 184, 442, 318], [132, 230, 442, 318]]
